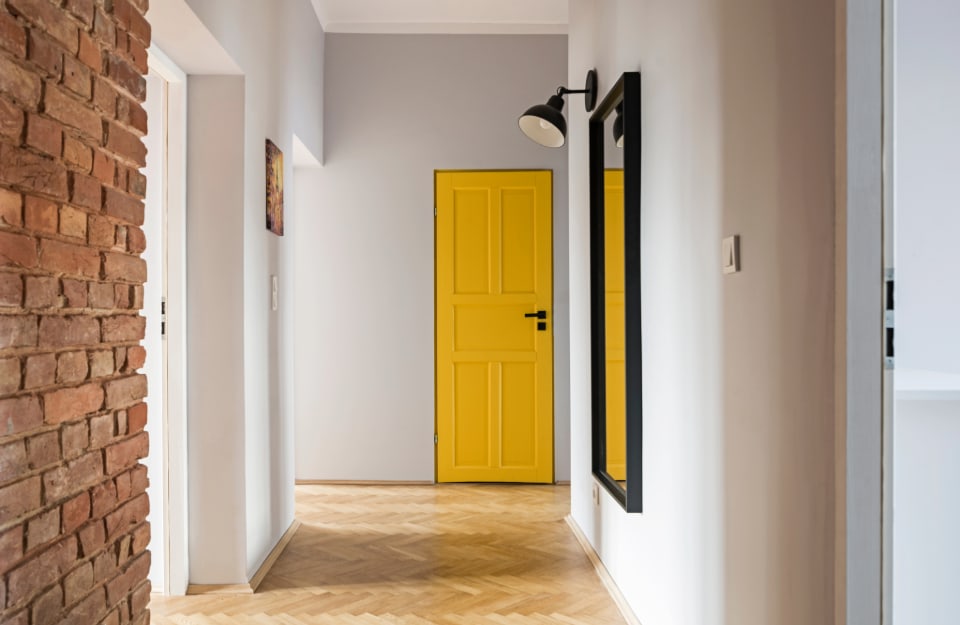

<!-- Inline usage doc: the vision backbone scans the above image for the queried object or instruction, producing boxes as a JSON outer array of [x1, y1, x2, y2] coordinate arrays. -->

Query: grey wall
[[567, 2, 837, 624], [293, 34, 571, 481]]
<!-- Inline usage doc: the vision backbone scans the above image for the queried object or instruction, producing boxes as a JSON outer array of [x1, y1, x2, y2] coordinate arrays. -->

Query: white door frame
[[146, 46, 189, 596]]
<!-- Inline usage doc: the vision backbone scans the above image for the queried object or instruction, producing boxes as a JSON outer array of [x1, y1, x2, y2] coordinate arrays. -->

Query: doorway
[[434, 170, 554, 483]]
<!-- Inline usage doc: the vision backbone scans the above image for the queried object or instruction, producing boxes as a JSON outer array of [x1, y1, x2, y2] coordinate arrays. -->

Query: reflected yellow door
[[605, 169, 626, 481], [436, 171, 553, 483]]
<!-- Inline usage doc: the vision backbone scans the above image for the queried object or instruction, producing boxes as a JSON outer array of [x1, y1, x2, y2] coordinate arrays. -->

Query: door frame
[[146, 46, 189, 595], [433, 169, 556, 483]]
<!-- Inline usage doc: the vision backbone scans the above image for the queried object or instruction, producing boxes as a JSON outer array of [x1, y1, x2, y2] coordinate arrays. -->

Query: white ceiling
[[308, 0, 568, 34]]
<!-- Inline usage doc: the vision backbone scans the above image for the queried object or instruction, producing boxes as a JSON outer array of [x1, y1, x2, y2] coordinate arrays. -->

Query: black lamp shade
[[519, 94, 567, 148]]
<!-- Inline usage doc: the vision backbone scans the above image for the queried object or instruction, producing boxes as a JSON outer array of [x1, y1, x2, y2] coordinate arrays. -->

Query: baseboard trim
[[564, 515, 642, 625], [295, 479, 435, 485], [555, 480, 571, 485], [186, 519, 302, 595]]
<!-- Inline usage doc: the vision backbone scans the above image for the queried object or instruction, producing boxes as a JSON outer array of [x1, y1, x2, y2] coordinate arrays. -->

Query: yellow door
[[435, 170, 553, 483], [604, 169, 626, 481]]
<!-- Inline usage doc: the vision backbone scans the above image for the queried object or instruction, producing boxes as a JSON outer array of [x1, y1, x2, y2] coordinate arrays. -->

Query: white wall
[[293, 34, 570, 482], [178, 0, 325, 582], [894, 0, 960, 377], [567, 2, 836, 624]]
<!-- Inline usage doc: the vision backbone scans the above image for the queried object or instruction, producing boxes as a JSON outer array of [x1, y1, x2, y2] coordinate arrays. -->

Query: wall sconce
[[518, 69, 598, 147], [612, 103, 624, 147]]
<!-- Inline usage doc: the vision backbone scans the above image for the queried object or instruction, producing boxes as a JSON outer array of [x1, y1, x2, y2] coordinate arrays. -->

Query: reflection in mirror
[[590, 71, 641, 512], [604, 111, 626, 486]]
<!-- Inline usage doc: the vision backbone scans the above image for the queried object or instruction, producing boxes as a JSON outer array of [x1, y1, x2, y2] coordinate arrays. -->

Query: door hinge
[[434, 433, 438, 445], [161, 297, 167, 338], [884, 268, 894, 369]]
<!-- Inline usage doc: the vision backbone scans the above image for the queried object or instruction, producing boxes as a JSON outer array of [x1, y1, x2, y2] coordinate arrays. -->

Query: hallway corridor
[[150, 484, 627, 624]]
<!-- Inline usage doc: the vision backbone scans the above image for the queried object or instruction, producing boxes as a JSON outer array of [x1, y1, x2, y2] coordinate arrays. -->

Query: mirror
[[589, 72, 642, 512]]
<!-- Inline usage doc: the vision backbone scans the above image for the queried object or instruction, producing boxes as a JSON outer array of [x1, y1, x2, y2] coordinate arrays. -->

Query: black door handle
[[524, 310, 547, 319]]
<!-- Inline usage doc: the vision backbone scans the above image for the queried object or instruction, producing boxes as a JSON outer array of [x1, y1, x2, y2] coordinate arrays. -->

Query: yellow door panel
[[436, 170, 553, 483], [604, 169, 626, 481]]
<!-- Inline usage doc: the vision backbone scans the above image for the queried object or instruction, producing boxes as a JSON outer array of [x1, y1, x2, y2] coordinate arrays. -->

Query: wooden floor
[[150, 484, 627, 625]]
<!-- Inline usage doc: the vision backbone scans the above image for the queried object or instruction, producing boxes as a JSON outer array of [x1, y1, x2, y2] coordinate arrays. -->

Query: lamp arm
[[557, 86, 590, 96]]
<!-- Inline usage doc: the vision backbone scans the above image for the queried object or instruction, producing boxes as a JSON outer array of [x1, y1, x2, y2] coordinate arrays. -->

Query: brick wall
[[0, 0, 152, 624]]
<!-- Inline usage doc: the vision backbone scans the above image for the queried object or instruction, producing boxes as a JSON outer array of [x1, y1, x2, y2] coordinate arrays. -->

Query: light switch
[[722, 235, 740, 274], [271, 275, 278, 311]]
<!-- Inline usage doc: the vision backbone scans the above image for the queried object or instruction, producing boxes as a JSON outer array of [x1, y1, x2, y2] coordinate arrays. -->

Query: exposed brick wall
[[0, 0, 152, 624]]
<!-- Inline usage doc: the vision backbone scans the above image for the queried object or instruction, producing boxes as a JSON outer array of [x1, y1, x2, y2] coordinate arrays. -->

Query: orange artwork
[[266, 138, 284, 235]]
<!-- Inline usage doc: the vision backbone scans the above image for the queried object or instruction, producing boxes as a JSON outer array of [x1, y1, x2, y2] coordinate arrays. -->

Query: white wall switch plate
[[271, 275, 278, 311], [722, 235, 741, 274]]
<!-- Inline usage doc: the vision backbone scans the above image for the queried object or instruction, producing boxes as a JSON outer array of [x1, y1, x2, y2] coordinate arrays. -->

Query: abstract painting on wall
[[266, 138, 284, 236]]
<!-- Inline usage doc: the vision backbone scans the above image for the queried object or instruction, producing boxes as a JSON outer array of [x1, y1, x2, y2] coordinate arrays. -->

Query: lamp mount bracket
[[557, 69, 598, 112]]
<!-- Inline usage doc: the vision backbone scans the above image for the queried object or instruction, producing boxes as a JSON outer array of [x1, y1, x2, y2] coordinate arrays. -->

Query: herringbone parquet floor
[[150, 484, 627, 625]]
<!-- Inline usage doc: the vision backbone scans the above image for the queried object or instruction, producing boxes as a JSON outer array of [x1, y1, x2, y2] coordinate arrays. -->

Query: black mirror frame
[[589, 71, 643, 512]]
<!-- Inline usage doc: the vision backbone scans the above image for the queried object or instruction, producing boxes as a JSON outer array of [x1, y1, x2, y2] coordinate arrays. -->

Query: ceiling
[[308, 0, 568, 34]]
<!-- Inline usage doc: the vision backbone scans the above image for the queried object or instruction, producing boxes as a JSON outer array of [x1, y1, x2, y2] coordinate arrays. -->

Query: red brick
[[115, 405, 127, 434], [101, 314, 144, 342], [88, 282, 114, 309], [62, 420, 88, 458], [0, 524, 24, 568], [129, 464, 147, 495], [115, 224, 127, 248], [127, 35, 147, 75], [57, 351, 89, 383], [127, 170, 145, 198], [124, 346, 145, 371], [24, 274, 58, 307], [0, 314, 38, 348], [10, 0, 79, 51], [122, 228, 144, 256], [0, 11, 27, 58], [104, 434, 147, 476], [26, 430, 59, 469], [61, 586, 106, 625], [38, 315, 100, 347], [0, 439, 28, 482], [6, 535, 76, 608], [78, 31, 101, 71], [106, 55, 145, 103], [60, 204, 87, 239], [89, 350, 113, 378], [0, 187, 23, 226], [0, 143, 69, 199], [104, 493, 148, 542], [0, 356, 21, 392], [92, 8, 114, 46], [127, 4, 151, 46], [62, 277, 87, 307], [130, 284, 142, 309], [27, 30, 63, 78], [24, 353, 55, 388], [0, 272, 24, 305], [0, 396, 41, 436], [66, 0, 95, 27], [43, 451, 102, 502], [64, 135, 94, 172], [0, 476, 40, 526], [129, 0, 150, 14], [91, 149, 115, 185], [64, 54, 92, 99], [90, 480, 116, 519], [26, 113, 62, 156], [62, 492, 90, 533], [103, 375, 145, 409], [127, 403, 146, 435], [26, 507, 60, 551], [0, 94, 24, 141], [104, 121, 146, 167], [78, 519, 105, 556], [114, 470, 131, 501], [86, 216, 115, 248], [102, 253, 145, 284], [114, 283, 131, 309], [45, 85, 102, 141], [92, 76, 116, 116], [70, 172, 101, 210], [43, 382, 104, 424], [4, 610, 28, 625], [0, 52, 42, 107], [0, 230, 39, 268], [24, 195, 58, 234], [116, 97, 146, 135], [130, 578, 150, 614], [31, 583, 62, 625], [40, 237, 101, 278], [130, 521, 148, 554], [64, 560, 93, 605], [89, 413, 113, 448]]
